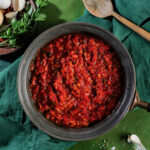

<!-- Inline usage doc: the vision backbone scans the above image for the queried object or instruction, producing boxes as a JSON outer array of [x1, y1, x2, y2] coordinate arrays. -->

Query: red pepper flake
[[0, 38, 4, 42], [30, 33, 123, 128]]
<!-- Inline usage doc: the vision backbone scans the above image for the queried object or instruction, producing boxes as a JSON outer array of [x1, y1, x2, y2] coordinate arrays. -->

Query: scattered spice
[[93, 139, 113, 150]]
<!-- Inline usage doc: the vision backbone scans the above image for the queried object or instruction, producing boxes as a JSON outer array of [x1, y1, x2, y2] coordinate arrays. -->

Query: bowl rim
[[17, 22, 136, 141]]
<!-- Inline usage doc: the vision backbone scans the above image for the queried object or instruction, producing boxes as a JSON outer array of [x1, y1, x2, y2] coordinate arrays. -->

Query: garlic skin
[[0, 10, 4, 26], [0, 0, 11, 9]]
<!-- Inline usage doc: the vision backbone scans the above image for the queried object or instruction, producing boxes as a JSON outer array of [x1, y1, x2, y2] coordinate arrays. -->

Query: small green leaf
[[35, 13, 46, 21], [6, 28, 11, 36], [36, 0, 48, 8], [9, 39, 17, 45]]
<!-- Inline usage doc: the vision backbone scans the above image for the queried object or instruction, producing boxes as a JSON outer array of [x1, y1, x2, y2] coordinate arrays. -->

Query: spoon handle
[[112, 11, 150, 42], [130, 90, 150, 112]]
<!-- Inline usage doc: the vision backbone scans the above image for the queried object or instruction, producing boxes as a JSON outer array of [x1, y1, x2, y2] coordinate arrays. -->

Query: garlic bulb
[[0, 0, 11, 9]]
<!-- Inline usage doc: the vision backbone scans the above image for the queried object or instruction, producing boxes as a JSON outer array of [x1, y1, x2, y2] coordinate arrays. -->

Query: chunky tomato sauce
[[30, 33, 123, 128]]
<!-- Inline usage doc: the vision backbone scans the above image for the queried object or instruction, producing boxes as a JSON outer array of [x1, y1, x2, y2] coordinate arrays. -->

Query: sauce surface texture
[[30, 33, 123, 128]]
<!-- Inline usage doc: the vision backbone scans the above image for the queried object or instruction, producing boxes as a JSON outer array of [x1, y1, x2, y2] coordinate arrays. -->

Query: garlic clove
[[18, 0, 26, 11], [5, 11, 18, 19], [12, 0, 19, 11], [128, 134, 147, 150], [12, 0, 26, 12], [0, 0, 11, 9], [0, 10, 4, 26]]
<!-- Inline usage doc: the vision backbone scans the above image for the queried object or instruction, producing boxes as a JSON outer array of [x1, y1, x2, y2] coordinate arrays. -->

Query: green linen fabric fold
[[0, 0, 150, 149]]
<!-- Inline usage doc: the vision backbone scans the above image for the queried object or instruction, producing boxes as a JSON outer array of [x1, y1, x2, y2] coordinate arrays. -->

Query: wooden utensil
[[83, 0, 150, 42]]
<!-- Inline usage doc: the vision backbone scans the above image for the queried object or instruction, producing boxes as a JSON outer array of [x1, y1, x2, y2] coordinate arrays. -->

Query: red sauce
[[30, 33, 123, 128]]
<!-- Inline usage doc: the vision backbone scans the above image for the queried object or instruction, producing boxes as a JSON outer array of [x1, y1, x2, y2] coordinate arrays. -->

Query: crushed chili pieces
[[30, 33, 123, 128]]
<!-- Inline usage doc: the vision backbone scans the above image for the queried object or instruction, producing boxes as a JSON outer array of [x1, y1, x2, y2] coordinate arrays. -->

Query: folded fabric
[[0, 0, 150, 149]]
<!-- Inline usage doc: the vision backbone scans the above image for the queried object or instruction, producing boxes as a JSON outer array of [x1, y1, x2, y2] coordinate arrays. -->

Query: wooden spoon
[[83, 0, 150, 42]]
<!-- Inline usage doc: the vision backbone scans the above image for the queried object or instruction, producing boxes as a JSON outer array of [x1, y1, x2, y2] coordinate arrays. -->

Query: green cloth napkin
[[0, 0, 150, 149]]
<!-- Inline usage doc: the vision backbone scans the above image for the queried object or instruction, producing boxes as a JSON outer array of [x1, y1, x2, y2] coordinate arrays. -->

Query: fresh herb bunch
[[0, 0, 48, 48]]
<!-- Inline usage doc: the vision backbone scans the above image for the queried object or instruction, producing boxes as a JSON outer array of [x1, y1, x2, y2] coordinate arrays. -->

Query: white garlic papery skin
[[0, 0, 11, 9]]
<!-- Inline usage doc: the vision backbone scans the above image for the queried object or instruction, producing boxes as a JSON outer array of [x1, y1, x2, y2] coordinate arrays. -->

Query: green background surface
[[35, 0, 85, 34], [70, 109, 150, 150], [0, 0, 150, 150]]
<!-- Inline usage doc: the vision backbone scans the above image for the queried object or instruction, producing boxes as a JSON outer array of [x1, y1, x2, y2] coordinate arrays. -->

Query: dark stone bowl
[[17, 22, 136, 141]]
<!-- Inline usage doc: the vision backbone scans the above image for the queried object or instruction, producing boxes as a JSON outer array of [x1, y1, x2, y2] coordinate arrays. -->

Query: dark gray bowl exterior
[[17, 22, 136, 141]]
